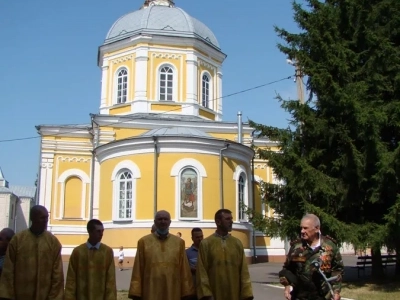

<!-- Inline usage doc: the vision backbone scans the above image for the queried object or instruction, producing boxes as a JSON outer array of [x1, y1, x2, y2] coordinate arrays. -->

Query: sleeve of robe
[[48, 240, 64, 300], [238, 242, 253, 300], [128, 239, 144, 298], [105, 247, 117, 299], [196, 240, 213, 299], [179, 239, 195, 298], [64, 249, 78, 300], [0, 238, 17, 299]]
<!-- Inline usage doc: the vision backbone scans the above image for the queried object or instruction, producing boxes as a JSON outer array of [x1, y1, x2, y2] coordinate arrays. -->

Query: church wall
[[111, 127, 149, 141]]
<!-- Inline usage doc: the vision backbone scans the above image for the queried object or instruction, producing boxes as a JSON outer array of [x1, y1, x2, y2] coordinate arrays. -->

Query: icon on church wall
[[180, 168, 198, 219]]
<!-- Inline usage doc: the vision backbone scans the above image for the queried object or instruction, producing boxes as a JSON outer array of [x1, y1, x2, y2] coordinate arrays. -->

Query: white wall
[[16, 198, 32, 232]]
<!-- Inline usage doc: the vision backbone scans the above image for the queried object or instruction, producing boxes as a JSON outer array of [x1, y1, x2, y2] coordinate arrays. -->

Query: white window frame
[[201, 71, 212, 109], [157, 63, 177, 102], [57, 169, 90, 219], [171, 158, 207, 221], [115, 67, 128, 104], [233, 165, 249, 222], [111, 160, 141, 221]]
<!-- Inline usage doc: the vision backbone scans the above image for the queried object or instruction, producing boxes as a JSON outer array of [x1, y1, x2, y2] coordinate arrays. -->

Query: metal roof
[[105, 5, 219, 48], [140, 126, 211, 138]]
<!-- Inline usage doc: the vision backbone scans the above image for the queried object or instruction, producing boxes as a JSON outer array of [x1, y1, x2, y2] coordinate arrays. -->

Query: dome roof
[[141, 127, 211, 138], [105, 4, 219, 48]]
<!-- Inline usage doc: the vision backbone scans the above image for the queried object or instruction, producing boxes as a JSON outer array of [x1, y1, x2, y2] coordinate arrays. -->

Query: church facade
[[36, 0, 286, 264]]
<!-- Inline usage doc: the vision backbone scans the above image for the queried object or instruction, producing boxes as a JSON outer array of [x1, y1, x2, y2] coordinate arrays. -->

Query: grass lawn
[[341, 281, 400, 300]]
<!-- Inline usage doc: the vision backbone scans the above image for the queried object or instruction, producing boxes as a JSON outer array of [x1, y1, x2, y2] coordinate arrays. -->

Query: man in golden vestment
[[0, 205, 64, 300], [196, 209, 253, 300], [128, 210, 195, 300], [64, 219, 117, 300]]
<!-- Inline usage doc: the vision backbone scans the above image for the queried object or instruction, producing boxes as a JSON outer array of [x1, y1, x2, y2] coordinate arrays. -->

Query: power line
[[0, 75, 292, 144]]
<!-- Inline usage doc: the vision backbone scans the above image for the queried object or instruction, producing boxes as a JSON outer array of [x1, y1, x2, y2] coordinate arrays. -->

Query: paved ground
[[62, 255, 370, 299]]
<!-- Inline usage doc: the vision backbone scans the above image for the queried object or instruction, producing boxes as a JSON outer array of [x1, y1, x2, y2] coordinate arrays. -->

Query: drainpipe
[[237, 111, 243, 144], [35, 130, 42, 206], [153, 136, 158, 214], [89, 116, 99, 220], [251, 155, 257, 264], [219, 143, 229, 208]]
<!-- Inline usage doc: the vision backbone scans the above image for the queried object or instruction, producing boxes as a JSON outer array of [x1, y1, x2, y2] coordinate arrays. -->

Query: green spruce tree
[[249, 0, 400, 278]]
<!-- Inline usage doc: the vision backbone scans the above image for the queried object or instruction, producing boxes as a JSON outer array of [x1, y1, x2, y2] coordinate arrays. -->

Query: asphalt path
[[62, 255, 362, 299]]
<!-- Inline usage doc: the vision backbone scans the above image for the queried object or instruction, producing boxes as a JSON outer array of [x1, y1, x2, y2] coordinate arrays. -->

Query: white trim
[[57, 169, 90, 219], [171, 158, 207, 221], [114, 66, 129, 104], [134, 46, 149, 104], [156, 62, 178, 102], [185, 53, 198, 104], [200, 70, 213, 110], [92, 158, 100, 219], [170, 158, 207, 177], [110, 160, 141, 180], [234, 165, 249, 222], [100, 60, 109, 108], [111, 160, 141, 221], [96, 137, 255, 165]]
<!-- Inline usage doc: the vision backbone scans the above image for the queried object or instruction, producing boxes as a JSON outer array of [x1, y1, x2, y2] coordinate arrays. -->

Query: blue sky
[[0, 0, 302, 186]]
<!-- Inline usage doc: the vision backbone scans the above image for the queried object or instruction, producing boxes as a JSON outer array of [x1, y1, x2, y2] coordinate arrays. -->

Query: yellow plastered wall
[[107, 54, 136, 107], [147, 51, 187, 101], [254, 183, 262, 214], [51, 155, 91, 225], [111, 127, 149, 140], [256, 236, 271, 247], [64, 177, 83, 218], [98, 153, 247, 221]]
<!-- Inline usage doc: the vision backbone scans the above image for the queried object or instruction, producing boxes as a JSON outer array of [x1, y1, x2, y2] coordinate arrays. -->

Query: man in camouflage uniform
[[279, 214, 344, 300]]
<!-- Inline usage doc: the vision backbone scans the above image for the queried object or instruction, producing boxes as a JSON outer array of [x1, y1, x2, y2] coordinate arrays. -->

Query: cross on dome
[[142, 0, 175, 9]]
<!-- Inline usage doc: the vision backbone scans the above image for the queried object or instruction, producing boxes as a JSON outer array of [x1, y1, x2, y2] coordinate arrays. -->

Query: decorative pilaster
[[100, 60, 109, 108], [186, 53, 198, 103], [132, 47, 149, 113], [216, 69, 223, 120], [39, 154, 54, 214]]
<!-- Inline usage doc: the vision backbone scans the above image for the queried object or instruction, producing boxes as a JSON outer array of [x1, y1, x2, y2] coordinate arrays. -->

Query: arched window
[[179, 168, 199, 219], [117, 69, 128, 104], [159, 66, 174, 101], [202, 74, 210, 108], [171, 158, 207, 221], [117, 170, 133, 219], [238, 173, 246, 220]]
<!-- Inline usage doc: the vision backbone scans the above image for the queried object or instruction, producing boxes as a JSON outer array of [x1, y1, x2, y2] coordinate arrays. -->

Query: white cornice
[[37, 125, 92, 139], [98, 34, 226, 67], [92, 114, 254, 134], [95, 135, 254, 164]]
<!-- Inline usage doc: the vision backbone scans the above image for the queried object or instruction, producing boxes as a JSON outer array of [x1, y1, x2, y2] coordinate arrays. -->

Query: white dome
[[105, 5, 219, 48]]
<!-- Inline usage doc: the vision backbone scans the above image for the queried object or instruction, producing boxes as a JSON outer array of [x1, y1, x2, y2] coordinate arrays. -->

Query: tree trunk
[[371, 248, 385, 279]]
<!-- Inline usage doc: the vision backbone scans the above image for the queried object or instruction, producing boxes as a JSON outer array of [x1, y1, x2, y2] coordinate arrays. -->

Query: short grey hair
[[301, 214, 320, 228]]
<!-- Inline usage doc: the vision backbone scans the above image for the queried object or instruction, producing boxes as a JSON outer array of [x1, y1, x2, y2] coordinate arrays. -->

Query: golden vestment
[[0, 229, 64, 300], [64, 243, 117, 300], [196, 234, 253, 300], [128, 233, 194, 300]]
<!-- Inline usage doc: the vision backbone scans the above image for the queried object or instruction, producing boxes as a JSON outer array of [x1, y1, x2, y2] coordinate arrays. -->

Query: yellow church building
[[36, 0, 287, 264]]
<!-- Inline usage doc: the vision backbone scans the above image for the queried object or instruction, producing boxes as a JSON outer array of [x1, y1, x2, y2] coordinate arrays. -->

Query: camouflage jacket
[[279, 236, 344, 300]]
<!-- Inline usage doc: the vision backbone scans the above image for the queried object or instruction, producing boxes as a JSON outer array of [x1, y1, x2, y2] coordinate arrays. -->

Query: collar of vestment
[[86, 241, 101, 249], [153, 232, 170, 240], [29, 228, 46, 236], [214, 231, 230, 240]]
